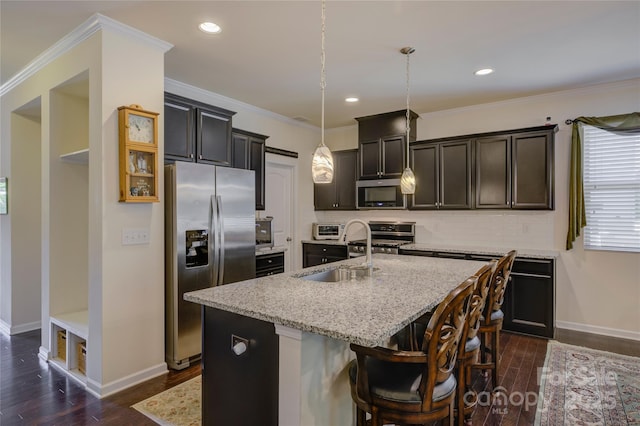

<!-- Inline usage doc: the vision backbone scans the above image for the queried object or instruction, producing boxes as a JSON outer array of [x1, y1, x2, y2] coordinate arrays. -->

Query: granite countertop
[[184, 254, 485, 347], [400, 243, 559, 259], [301, 239, 347, 246], [256, 246, 288, 256]]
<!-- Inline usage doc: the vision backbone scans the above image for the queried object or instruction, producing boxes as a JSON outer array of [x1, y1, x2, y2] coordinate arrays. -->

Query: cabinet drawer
[[511, 258, 553, 276], [256, 253, 284, 271], [303, 244, 347, 258]]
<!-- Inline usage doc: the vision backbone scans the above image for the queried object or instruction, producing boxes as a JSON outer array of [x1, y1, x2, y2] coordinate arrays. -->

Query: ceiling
[[2, 1, 639, 129]]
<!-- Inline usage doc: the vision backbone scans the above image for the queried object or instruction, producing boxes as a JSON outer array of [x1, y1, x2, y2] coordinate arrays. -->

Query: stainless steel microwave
[[356, 178, 407, 209]]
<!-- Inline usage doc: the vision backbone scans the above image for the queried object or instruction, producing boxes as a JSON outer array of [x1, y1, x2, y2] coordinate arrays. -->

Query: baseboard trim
[[555, 326, 640, 358], [39, 346, 50, 362], [86, 362, 169, 398], [555, 320, 640, 342], [0, 320, 42, 335]]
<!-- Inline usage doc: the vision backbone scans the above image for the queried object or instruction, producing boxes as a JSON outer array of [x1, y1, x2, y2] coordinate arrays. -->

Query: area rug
[[132, 375, 201, 426], [535, 341, 640, 425]]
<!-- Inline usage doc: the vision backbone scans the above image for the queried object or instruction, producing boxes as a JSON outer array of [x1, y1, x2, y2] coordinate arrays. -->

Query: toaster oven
[[312, 223, 345, 240]]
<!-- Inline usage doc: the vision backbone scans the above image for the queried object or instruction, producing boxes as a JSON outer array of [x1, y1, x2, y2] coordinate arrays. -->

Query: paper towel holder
[[231, 334, 249, 356]]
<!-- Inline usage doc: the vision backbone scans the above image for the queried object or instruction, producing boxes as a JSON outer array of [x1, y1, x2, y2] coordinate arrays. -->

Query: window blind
[[583, 125, 640, 252]]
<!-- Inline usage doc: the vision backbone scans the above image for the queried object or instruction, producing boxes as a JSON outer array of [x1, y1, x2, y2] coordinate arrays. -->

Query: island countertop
[[184, 254, 486, 347]]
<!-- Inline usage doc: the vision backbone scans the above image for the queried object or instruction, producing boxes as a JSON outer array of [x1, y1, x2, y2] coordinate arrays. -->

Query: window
[[583, 125, 640, 252]]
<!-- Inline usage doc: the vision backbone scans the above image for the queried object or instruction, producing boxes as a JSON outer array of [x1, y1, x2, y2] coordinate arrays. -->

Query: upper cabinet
[[356, 110, 418, 180], [476, 126, 555, 210], [314, 149, 358, 210], [164, 92, 236, 166], [409, 139, 472, 210], [232, 129, 268, 211]]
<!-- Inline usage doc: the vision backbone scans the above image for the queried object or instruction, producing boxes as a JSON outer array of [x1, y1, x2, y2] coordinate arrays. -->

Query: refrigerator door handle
[[210, 195, 220, 286], [216, 195, 225, 284]]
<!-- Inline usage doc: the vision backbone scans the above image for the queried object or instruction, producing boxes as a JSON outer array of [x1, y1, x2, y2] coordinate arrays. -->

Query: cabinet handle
[[199, 154, 203, 160], [268, 259, 272, 263], [323, 248, 327, 252], [190, 153, 194, 159]]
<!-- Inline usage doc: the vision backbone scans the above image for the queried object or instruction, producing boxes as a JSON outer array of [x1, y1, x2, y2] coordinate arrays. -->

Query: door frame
[[265, 152, 298, 271]]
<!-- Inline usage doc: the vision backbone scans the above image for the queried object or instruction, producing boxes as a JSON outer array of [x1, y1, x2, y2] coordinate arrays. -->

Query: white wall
[[1, 15, 171, 397], [319, 78, 640, 339]]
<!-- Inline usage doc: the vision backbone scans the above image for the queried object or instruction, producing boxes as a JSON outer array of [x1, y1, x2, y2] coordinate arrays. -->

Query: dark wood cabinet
[[476, 127, 555, 210], [398, 249, 555, 339], [356, 110, 418, 180], [302, 243, 348, 268], [314, 149, 357, 210], [202, 307, 278, 425], [256, 252, 285, 277], [232, 129, 267, 210], [164, 92, 235, 166], [503, 258, 555, 338], [409, 139, 472, 209]]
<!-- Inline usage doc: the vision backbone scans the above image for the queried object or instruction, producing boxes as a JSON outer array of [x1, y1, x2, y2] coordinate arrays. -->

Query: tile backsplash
[[317, 210, 556, 250]]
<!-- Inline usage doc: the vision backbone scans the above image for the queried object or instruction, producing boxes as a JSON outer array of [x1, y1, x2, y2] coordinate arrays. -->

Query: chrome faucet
[[340, 219, 372, 269]]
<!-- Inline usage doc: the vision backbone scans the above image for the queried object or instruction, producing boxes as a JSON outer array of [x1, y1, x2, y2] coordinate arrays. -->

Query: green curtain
[[566, 112, 640, 250]]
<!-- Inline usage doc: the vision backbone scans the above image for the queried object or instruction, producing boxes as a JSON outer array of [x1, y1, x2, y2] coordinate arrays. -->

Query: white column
[[275, 324, 303, 426]]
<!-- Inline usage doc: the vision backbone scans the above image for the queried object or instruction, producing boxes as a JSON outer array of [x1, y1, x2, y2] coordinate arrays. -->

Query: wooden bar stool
[[474, 250, 518, 389], [455, 260, 497, 426], [348, 276, 477, 426]]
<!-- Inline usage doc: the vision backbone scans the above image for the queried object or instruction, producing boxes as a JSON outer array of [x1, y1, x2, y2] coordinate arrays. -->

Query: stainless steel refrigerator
[[165, 161, 256, 370]]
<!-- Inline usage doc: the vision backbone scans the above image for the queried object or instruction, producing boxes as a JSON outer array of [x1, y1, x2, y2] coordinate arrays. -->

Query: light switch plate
[[122, 228, 150, 245]]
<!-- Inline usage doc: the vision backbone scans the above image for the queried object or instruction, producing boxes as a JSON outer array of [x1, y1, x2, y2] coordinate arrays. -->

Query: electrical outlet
[[122, 228, 150, 245]]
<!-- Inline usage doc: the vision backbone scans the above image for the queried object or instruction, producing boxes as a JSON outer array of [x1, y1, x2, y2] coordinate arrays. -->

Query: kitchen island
[[185, 254, 486, 426]]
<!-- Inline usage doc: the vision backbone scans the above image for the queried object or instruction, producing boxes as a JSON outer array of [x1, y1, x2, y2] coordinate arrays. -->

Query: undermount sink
[[300, 266, 378, 282]]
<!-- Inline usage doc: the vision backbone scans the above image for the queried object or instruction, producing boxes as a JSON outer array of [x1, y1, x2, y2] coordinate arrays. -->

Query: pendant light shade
[[400, 46, 416, 195], [400, 166, 416, 194], [311, 0, 334, 184], [312, 144, 334, 183]]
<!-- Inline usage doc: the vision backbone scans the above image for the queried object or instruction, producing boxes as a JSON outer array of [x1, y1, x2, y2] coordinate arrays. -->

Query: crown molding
[[164, 78, 320, 132], [0, 13, 173, 97]]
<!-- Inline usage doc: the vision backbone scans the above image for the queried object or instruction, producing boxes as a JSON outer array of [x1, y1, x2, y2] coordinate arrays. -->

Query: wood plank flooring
[[1, 329, 547, 425]]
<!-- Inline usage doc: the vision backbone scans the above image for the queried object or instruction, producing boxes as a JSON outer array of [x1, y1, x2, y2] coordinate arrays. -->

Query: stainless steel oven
[[347, 221, 415, 256]]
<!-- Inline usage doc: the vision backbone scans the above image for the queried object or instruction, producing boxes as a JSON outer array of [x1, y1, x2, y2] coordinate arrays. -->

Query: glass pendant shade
[[312, 144, 334, 183], [400, 167, 416, 194]]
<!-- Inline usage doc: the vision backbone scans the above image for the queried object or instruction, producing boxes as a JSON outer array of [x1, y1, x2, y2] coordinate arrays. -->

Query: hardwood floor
[[1, 329, 547, 425]]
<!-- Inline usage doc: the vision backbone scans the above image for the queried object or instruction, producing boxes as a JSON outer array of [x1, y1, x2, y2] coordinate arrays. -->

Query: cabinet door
[[409, 143, 438, 209], [197, 108, 232, 166], [502, 258, 554, 338], [313, 181, 336, 210], [440, 140, 472, 209], [475, 135, 511, 209], [334, 150, 357, 210], [250, 137, 266, 210], [381, 135, 405, 178], [512, 131, 554, 209], [231, 132, 249, 169], [302, 244, 348, 267], [359, 139, 381, 179], [164, 97, 195, 162]]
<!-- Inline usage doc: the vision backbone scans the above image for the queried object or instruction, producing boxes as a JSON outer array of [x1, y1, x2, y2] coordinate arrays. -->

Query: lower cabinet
[[202, 307, 278, 425], [503, 258, 555, 338], [302, 243, 348, 268], [256, 252, 285, 277], [398, 249, 555, 338], [49, 310, 89, 383]]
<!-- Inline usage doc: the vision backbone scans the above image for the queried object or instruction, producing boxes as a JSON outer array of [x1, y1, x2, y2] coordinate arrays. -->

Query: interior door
[[265, 153, 296, 271]]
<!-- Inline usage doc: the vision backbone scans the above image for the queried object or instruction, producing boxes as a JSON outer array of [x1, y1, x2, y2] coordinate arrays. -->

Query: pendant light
[[400, 47, 416, 195], [311, 0, 334, 184]]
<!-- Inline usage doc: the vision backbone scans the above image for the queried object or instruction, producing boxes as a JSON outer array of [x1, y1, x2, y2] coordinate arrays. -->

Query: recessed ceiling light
[[474, 68, 494, 76], [345, 97, 359, 103], [199, 22, 221, 34]]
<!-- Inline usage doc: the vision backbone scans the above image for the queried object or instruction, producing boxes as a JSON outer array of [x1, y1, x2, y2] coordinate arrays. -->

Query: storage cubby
[[50, 310, 88, 384]]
